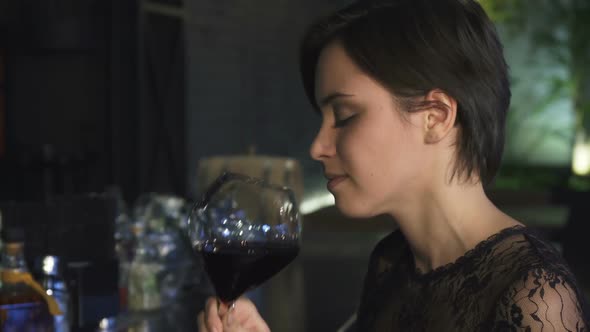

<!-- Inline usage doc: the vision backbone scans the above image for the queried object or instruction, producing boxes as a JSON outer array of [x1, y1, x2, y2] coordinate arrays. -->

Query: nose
[[309, 122, 336, 162]]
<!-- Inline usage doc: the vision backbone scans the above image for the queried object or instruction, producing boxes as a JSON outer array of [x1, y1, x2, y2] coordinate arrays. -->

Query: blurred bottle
[[115, 220, 136, 312], [0, 209, 3, 289], [111, 186, 134, 312], [127, 232, 162, 312], [96, 317, 124, 332], [133, 193, 189, 231], [116, 193, 205, 331], [36, 255, 71, 332], [123, 231, 176, 332], [96, 317, 116, 331], [0, 227, 61, 331], [127, 227, 194, 311]]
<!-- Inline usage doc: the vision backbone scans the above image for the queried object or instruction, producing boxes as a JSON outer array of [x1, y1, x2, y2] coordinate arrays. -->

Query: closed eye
[[334, 114, 357, 128]]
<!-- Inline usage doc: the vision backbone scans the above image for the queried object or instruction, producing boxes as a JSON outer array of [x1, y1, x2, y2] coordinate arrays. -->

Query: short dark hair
[[300, 0, 511, 185]]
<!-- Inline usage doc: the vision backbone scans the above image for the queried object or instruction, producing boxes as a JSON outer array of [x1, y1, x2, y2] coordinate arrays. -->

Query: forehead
[[314, 42, 361, 96], [314, 41, 394, 107]]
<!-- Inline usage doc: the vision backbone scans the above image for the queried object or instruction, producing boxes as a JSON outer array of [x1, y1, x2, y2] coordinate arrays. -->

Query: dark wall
[[0, 0, 139, 202], [1, 0, 351, 202], [186, 0, 350, 198], [136, 12, 186, 197]]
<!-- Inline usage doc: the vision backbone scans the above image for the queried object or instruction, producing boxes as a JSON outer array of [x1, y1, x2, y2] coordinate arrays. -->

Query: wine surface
[[201, 244, 299, 303]]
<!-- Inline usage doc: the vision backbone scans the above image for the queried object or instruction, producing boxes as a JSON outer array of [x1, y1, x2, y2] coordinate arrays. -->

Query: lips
[[326, 175, 347, 191]]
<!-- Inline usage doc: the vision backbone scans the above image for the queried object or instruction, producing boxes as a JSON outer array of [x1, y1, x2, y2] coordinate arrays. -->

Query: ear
[[422, 89, 457, 144]]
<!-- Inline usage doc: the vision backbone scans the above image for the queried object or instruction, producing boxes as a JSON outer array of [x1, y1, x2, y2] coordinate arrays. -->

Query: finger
[[223, 298, 271, 332], [217, 299, 231, 317], [205, 297, 218, 314], [205, 297, 223, 332], [233, 298, 255, 318], [222, 302, 236, 326], [223, 298, 252, 327], [197, 311, 207, 332], [235, 297, 255, 310]]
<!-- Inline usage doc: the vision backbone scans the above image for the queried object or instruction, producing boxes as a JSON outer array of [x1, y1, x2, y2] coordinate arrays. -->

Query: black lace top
[[356, 226, 590, 331]]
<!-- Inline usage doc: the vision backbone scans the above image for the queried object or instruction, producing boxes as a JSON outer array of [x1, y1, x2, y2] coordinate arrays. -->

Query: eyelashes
[[327, 102, 359, 128], [334, 114, 357, 128]]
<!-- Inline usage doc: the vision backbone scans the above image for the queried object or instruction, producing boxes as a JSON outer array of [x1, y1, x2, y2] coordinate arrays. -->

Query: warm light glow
[[300, 191, 335, 214], [572, 132, 590, 176]]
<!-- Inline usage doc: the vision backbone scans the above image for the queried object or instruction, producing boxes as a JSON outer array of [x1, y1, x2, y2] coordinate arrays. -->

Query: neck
[[388, 178, 520, 273]]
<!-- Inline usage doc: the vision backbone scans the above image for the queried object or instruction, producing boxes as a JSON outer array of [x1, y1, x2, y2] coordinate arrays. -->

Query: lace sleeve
[[492, 267, 588, 331]]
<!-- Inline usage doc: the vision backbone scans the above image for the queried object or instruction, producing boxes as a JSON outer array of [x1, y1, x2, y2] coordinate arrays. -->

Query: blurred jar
[[114, 193, 208, 331], [116, 221, 144, 312], [127, 230, 196, 311], [133, 193, 190, 232], [127, 233, 162, 311]]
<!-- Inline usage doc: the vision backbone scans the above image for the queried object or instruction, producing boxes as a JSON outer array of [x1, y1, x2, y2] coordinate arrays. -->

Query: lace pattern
[[356, 226, 590, 331]]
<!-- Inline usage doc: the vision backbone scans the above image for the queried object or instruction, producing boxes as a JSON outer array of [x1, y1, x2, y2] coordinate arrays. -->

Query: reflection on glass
[[187, 172, 301, 304]]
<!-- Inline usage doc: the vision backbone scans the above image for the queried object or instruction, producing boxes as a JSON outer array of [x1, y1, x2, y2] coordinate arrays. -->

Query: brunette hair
[[300, 0, 511, 185]]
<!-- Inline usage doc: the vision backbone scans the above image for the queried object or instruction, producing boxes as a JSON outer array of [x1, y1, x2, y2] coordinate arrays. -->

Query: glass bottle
[[37, 255, 71, 332], [127, 232, 162, 312], [0, 209, 3, 290], [0, 227, 61, 331]]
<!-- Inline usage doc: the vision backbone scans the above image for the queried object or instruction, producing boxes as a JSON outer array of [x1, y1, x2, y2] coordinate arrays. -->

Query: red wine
[[201, 244, 299, 303]]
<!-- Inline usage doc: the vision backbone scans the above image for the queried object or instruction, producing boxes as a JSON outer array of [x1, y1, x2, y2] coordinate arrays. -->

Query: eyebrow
[[317, 92, 355, 108]]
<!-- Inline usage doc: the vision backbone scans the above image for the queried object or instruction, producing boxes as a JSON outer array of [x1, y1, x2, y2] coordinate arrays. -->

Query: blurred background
[[0, 0, 589, 331]]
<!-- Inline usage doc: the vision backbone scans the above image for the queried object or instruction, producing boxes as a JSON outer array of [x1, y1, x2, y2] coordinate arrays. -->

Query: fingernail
[[227, 302, 236, 324]]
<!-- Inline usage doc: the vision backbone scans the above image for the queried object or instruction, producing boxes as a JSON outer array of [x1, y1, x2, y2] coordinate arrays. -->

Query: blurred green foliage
[[481, 0, 590, 133], [480, 0, 590, 189]]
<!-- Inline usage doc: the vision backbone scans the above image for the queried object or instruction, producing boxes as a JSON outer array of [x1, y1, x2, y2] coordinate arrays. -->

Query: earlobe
[[424, 129, 440, 144]]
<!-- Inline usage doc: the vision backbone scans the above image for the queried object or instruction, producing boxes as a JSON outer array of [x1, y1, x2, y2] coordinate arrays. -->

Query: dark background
[[0, 0, 347, 204]]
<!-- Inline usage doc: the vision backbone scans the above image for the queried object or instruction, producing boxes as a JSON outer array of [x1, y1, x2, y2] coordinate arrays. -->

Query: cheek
[[336, 127, 389, 179], [335, 128, 368, 168], [351, 126, 419, 183]]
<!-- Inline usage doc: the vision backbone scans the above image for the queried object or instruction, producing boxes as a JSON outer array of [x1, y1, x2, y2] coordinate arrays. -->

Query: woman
[[198, 0, 590, 330]]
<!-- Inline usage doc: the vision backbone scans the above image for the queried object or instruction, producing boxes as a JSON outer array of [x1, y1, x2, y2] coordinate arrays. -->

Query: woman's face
[[310, 42, 432, 218]]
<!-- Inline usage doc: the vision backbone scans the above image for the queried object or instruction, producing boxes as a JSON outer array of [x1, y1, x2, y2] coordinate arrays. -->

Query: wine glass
[[187, 172, 301, 307]]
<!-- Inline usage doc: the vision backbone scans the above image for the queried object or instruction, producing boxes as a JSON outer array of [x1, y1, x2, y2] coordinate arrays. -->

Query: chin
[[335, 198, 376, 219]]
